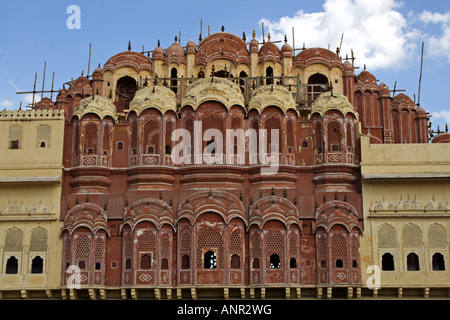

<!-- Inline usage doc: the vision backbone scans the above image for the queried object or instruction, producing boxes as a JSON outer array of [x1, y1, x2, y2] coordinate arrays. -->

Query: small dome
[[33, 97, 56, 110], [103, 51, 152, 73], [259, 40, 280, 63], [293, 48, 342, 70], [165, 41, 186, 64], [281, 42, 293, 58], [186, 39, 196, 54], [249, 38, 259, 53], [152, 46, 164, 60], [416, 106, 427, 115], [93, 65, 102, 74], [378, 82, 390, 96], [356, 70, 376, 83]]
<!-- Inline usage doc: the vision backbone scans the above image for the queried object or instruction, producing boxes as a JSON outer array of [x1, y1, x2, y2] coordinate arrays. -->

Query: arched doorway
[[116, 76, 137, 112]]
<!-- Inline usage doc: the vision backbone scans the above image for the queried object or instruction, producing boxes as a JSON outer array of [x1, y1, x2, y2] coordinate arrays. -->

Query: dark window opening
[[289, 258, 297, 268], [269, 254, 280, 269], [165, 145, 172, 154], [40, 141, 46, 148], [331, 144, 340, 152], [116, 76, 137, 112], [252, 258, 260, 269], [204, 251, 217, 269], [432, 253, 445, 271], [181, 254, 190, 269], [117, 142, 124, 150], [406, 252, 420, 271], [31, 256, 43, 274], [231, 254, 240, 269], [266, 66, 274, 85], [87, 148, 93, 154], [335, 259, 344, 268], [352, 260, 358, 268], [302, 141, 308, 148], [140, 254, 151, 270], [95, 262, 101, 270], [10, 140, 20, 149], [171, 68, 178, 94], [382, 253, 395, 271], [320, 260, 326, 268], [6, 256, 18, 274], [161, 258, 169, 270], [205, 139, 216, 155], [125, 259, 132, 270], [78, 260, 86, 270], [147, 146, 154, 154]]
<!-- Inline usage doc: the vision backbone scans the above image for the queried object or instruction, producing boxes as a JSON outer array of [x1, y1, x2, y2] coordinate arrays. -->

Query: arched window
[[432, 253, 445, 271], [6, 256, 18, 274], [84, 123, 98, 154], [78, 260, 86, 270], [266, 66, 274, 85], [289, 257, 297, 268], [8, 125, 22, 150], [31, 256, 43, 273], [140, 254, 151, 270], [143, 120, 159, 155], [328, 121, 341, 152], [308, 73, 328, 100], [125, 259, 132, 270], [181, 254, 190, 269], [170, 68, 178, 94], [95, 262, 101, 270], [36, 124, 51, 149], [406, 252, 420, 271], [269, 253, 280, 269], [204, 250, 217, 269], [335, 259, 344, 268], [231, 254, 240, 269], [252, 258, 260, 269], [161, 258, 169, 270], [116, 76, 137, 111], [382, 253, 395, 271]]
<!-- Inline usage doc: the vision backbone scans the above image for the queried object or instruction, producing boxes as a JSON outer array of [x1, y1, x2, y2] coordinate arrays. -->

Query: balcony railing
[[131, 75, 329, 112]]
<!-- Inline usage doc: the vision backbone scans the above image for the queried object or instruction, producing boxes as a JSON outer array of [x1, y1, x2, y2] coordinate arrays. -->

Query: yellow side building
[[0, 108, 65, 299], [360, 135, 450, 298]]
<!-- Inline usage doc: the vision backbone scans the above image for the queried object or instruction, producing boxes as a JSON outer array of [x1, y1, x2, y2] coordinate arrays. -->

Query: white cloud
[[418, 10, 450, 62], [0, 99, 13, 108], [259, 0, 419, 70], [432, 110, 450, 124]]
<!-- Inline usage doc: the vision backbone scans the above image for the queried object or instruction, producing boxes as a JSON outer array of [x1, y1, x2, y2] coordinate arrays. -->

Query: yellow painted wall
[[0, 109, 65, 289], [360, 136, 450, 288]]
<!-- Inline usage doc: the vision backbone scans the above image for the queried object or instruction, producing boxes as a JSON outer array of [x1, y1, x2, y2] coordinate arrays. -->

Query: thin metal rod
[[41, 61, 46, 100], [417, 42, 424, 106], [87, 43, 91, 77]]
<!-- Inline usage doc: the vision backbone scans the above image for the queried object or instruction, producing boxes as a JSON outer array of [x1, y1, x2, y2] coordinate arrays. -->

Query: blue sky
[[1, 0, 449, 132]]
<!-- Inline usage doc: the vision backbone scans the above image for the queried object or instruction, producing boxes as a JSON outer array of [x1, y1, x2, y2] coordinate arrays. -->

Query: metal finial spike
[[174, 36, 177, 43], [284, 35, 287, 43], [157, 39, 160, 47], [242, 32, 246, 41], [221, 26, 225, 32], [267, 32, 271, 41], [252, 29, 256, 39], [128, 40, 131, 51]]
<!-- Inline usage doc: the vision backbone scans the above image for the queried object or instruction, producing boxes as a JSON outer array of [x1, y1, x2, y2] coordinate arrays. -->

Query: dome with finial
[[259, 33, 281, 63], [103, 51, 152, 73], [186, 39, 196, 54], [152, 40, 164, 60], [165, 37, 186, 64], [249, 29, 259, 53], [195, 31, 249, 67], [293, 47, 342, 70], [281, 35, 293, 58]]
